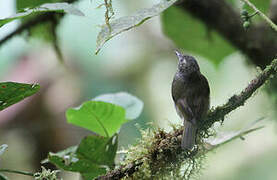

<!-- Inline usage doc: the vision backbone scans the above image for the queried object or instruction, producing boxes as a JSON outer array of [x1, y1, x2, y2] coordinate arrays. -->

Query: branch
[[269, 0, 277, 24], [241, 0, 277, 32], [96, 58, 277, 179], [0, 13, 56, 46], [202, 59, 277, 130], [95, 160, 143, 180], [177, 0, 277, 68], [0, 0, 78, 47]]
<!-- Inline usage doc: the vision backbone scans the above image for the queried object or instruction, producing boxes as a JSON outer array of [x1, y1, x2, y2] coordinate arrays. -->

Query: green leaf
[[41, 146, 77, 164], [95, 0, 178, 54], [93, 92, 143, 120], [27, 21, 57, 42], [66, 101, 127, 137], [0, 174, 8, 180], [161, 6, 236, 65], [0, 2, 84, 28], [0, 82, 40, 111], [226, 0, 236, 5], [16, 0, 60, 10], [48, 154, 106, 176], [48, 134, 118, 180], [77, 135, 118, 167]]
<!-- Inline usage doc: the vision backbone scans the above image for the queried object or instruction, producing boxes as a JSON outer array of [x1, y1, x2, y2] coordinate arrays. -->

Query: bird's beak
[[175, 50, 182, 59], [175, 50, 186, 63]]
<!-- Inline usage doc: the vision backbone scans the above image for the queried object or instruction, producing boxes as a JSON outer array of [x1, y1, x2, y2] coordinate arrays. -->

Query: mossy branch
[[96, 59, 277, 179], [201, 59, 277, 131]]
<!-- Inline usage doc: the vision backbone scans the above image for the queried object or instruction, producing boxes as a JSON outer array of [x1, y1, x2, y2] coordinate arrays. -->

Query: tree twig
[[0, 0, 78, 47], [95, 160, 143, 180], [241, 0, 277, 32], [269, 0, 277, 23], [0, 13, 56, 47], [96, 58, 277, 179], [201, 58, 277, 130], [177, 0, 277, 69]]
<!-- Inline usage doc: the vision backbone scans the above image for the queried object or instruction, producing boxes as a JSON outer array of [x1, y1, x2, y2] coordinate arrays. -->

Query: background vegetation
[[0, 0, 277, 179]]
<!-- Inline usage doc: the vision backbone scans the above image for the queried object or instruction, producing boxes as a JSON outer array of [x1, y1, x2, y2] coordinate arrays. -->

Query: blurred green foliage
[[0, 0, 276, 179], [243, 0, 270, 14], [15, 0, 65, 43], [221, 150, 277, 180], [16, 0, 54, 42], [161, 6, 236, 65]]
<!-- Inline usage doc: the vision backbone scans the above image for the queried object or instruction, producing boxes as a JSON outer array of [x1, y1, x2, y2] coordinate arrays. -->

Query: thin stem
[[241, 0, 277, 32], [0, 169, 34, 177], [249, 11, 258, 18], [104, 0, 113, 33]]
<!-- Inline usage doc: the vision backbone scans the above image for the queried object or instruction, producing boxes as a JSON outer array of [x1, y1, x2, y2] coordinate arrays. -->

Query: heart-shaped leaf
[[93, 92, 143, 120], [66, 101, 126, 137]]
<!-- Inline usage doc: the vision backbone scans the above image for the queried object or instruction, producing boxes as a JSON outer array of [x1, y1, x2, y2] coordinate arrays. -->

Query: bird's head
[[175, 50, 200, 74]]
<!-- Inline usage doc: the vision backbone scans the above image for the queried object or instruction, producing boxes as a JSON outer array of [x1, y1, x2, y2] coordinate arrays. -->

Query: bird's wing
[[189, 74, 210, 122], [176, 98, 195, 124]]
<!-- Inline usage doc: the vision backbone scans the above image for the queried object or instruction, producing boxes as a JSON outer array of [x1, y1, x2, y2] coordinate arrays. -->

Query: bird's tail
[[181, 120, 197, 150]]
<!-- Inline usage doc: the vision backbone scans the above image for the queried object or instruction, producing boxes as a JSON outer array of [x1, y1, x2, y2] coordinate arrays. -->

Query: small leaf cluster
[[0, 87, 143, 180], [46, 92, 143, 179]]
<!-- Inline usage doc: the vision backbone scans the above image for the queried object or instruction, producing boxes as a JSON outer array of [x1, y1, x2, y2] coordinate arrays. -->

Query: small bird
[[171, 50, 210, 150]]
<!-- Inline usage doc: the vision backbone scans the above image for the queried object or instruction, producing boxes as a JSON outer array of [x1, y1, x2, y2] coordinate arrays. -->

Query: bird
[[171, 50, 210, 150]]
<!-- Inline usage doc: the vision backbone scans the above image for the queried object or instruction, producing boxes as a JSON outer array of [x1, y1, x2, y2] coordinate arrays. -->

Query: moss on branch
[[96, 59, 277, 180]]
